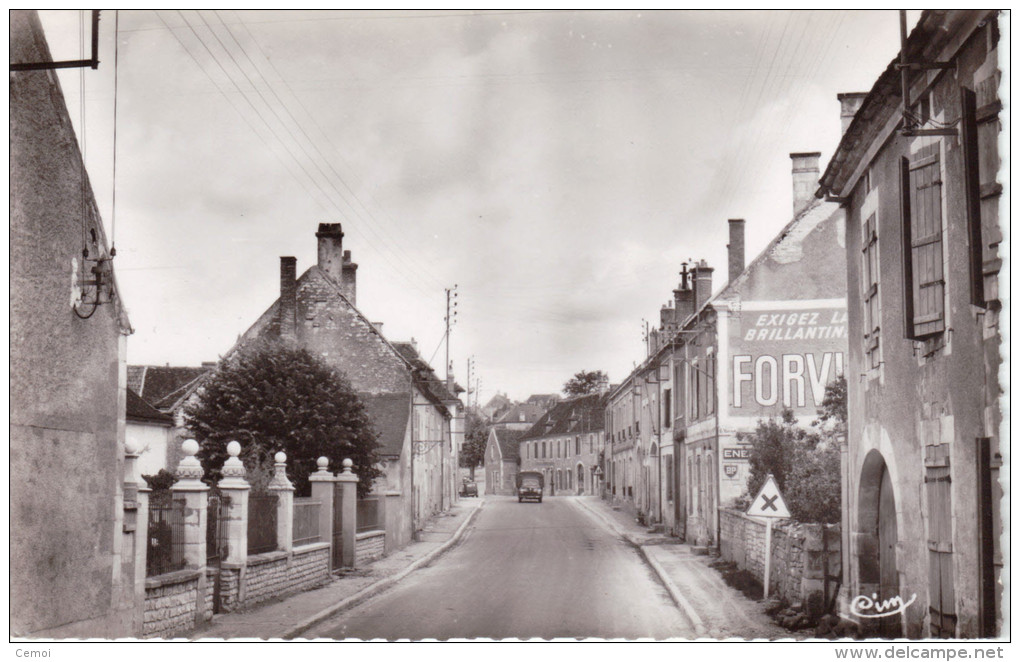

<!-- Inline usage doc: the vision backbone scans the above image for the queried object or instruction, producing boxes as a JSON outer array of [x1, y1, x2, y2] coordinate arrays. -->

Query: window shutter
[[926, 447, 956, 637], [960, 87, 986, 307], [904, 147, 946, 339]]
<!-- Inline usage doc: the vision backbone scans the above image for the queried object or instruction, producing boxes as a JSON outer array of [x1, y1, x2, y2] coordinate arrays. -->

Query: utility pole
[[444, 285, 458, 381], [466, 356, 475, 409]]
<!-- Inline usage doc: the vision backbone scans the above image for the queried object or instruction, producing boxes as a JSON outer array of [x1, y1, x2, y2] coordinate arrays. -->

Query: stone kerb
[[268, 451, 295, 553]]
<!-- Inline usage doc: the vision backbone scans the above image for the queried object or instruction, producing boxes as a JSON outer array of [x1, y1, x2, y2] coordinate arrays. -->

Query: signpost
[[746, 474, 790, 599]]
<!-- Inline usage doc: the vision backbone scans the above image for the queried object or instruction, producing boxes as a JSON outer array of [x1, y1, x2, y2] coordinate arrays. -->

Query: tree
[[563, 369, 608, 396], [742, 377, 846, 524], [460, 408, 488, 480], [184, 340, 382, 498]]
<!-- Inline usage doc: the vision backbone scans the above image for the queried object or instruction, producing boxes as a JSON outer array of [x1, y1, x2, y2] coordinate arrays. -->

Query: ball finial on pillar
[[341, 458, 354, 474], [176, 438, 205, 483]]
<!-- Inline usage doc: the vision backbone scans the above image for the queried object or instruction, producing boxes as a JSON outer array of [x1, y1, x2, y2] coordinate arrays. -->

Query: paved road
[[305, 496, 695, 640]]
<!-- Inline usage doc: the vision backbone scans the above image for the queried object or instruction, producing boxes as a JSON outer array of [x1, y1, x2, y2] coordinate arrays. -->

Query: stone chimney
[[660, 301, 675, 329], [790, 152, 821, 217], [837, 92, 868, 135], [316, 223, 344, 283], [342, 250, 358, 305], [727, 219, 745, 285], [673, 262, 696, 324], [279, 256, 297, 343], [693, 260, 714, 310]]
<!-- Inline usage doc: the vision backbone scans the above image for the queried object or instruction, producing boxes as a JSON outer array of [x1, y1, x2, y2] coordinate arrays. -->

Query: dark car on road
[[516, 471, 544, 503], [460, 480, 478, 497]]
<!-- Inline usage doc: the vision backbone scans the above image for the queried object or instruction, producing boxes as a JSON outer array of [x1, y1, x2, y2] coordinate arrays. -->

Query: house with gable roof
[[483, 428, 527, 495], [518, 393, 608, 496], [226, 223, 460, 548]]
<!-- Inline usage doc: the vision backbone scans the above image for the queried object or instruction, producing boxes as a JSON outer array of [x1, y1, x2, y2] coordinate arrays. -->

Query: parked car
[[516, 471, 544, 503], [460, 480, 478, 497]]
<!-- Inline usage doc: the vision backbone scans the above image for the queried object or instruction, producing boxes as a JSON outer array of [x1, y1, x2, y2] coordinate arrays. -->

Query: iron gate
[[332, 482, 344, 570]]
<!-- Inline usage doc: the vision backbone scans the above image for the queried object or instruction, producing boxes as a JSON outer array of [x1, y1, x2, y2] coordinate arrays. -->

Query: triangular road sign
[[746, 474, 791, 518]]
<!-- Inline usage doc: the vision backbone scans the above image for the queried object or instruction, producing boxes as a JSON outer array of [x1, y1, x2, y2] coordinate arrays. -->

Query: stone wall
[[143, 570, 200, 639], [356, 531, 386, 566], [244, 551, 292, 606], [719, 508, 840, 615]]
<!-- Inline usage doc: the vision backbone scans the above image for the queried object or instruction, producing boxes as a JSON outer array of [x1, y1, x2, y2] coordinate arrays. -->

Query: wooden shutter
[[926, 446, 956, 637], [905, 145, 946, 338], [960, 87, 986, 307]]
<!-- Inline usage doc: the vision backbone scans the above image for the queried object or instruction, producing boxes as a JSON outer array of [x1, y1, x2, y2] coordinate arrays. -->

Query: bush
[[742, 377, 845, 524]]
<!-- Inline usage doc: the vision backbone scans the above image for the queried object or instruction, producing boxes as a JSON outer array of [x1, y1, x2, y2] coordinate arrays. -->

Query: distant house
[[11, 10, 140, 637], [519, 393, 607, 496], [525, 393, 561, 411], [126, 388, 174, 478], [127, 363, 214, 472], [480, 392, 513, 422], [491, 402, 546, 432], [228, 224, 461, 546], [483, 428, 527, 495]]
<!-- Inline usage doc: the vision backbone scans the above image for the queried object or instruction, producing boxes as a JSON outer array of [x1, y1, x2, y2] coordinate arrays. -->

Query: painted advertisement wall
[[728, 304, 847, 420]]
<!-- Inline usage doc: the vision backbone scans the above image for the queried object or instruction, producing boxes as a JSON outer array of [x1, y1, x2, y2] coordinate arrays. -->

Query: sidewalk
[[571, 496, 796, 640], [193, 497, 484, 640]]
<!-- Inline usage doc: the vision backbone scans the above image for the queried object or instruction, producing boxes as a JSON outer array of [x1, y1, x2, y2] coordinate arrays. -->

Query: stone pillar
[[309, 457, 335, 563], [124, 439, 147, 635], [337, 458, 359, 568], [268, 452, 295, 553], [217, 441, 250, 607], [173, 439, 209, 627]]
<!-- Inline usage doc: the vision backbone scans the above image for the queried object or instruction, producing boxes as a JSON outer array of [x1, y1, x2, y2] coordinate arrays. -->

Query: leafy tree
[[460, 408, 488, 480], [141, 468, 178, 492], [184, 340, 382, 498], [742, 378, 846, 524], [563, 369, 608, 396]]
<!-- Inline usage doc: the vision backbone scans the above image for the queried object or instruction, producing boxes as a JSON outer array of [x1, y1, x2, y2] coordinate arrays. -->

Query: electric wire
[[110, 9, 120, 255], [205, 10, 443, 291]]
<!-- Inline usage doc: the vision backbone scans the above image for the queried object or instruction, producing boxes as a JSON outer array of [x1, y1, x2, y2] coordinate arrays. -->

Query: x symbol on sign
[[761, 494, 779, 511]]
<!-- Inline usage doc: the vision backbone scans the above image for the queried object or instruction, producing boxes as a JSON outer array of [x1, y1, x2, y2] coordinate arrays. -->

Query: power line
[[213, 10, 445, 290]]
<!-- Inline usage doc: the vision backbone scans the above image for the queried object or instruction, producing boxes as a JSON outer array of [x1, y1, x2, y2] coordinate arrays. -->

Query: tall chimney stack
[[790, 152, 821, 217], [837, 92, 868, 136], [342, 250, 358, 305], [727, 219, 745, 285], [316, 223, 344, 283], [279, 256, 297, 343], [673, 262, 696, 324], [693, 260, 714, 310]]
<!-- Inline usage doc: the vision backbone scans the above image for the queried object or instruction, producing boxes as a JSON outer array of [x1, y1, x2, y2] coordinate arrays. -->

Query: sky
[[36, 9, 921, 403]]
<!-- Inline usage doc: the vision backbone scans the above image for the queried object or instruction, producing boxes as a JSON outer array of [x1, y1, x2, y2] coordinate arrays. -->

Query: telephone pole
[[444, 285, 458, 380]]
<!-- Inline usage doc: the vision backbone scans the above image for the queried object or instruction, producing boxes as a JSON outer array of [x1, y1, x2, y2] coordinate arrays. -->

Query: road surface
[[305, 496, 695, 640]]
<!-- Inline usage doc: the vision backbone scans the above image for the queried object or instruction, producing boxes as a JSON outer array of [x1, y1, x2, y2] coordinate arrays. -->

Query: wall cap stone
[[144, 568, 202, 589], [246, 550, 290, 566], [356, 530, 386, 541], [292, 542, 330, 555]]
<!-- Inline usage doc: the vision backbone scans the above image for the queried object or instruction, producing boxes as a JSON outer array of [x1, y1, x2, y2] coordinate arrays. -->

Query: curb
[[282, 500, 485, 639], [571, 498, 706, 637]]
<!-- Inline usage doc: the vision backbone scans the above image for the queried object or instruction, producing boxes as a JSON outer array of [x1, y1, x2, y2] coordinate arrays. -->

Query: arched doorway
[[858, 450, 901, 638]]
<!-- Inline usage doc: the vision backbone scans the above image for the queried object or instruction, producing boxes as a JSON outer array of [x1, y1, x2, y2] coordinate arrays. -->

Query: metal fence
[[147, 493, 186, 577], [356, 496, 383, 534], [207, 494, 231, 563], [247, 493, 279, 555], [292, 498, 321, 546]]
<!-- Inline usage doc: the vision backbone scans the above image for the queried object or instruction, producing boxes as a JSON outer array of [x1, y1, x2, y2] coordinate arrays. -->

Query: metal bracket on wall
[[11, 10, 101, 72]]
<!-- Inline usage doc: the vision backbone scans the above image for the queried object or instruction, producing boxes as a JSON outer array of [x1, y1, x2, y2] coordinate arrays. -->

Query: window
[[706, 355, 716, 416], [663, 388, 671, 427], [690, 363, 700, 420], [902, 144, 946, 339], [862, 213, 882, 369], [575, 436, 580, 456]]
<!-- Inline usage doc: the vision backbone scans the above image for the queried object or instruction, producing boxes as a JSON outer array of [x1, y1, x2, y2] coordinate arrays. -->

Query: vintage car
[[460, 480, 478, 497], [516, 471, 544, 503]]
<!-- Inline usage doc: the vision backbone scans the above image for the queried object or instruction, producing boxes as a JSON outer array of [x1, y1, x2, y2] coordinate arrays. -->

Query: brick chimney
[[837, 92, 868, 135], [693, 260, 714, 310], [279, 256, 297, 343], [790, 152, 821, 217], [673, 262, 696, 324], [727, 219, 745, 285], [316, 223, 344, 283], [341, 250, 358, 305], [660, 301, 675, 329]]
